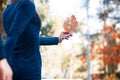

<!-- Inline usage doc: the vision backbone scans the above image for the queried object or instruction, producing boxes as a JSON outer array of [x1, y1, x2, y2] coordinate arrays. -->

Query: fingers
[[59, 31, 73, 42], [7, 73, 12, 80], [5, 73, 12, 80], [8, 69, 13, 80], [62, 32, 72, 36], [65, 36, 69, 40], [63, 34, 72, 40], [7, 75, 12, 80], [0, 73, 12, 80], [68, 33, 72, 37], [0, 70, 5, 80], [62, 32, 71, 34], [1, 74, 6, 80]]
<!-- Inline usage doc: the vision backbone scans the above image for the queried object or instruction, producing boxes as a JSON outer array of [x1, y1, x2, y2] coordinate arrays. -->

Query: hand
[[59, 32, 72, 43], [0, 58, 13, 80]]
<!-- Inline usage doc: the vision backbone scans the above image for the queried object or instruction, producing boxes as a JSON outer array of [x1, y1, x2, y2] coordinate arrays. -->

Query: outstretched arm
[[39, 32, 72, 45], [39, 37, 59, 45]]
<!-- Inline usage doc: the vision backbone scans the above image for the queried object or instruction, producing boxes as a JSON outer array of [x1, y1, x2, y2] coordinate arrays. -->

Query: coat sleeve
[[4, 1, 35, 56], [39, 37, 59, 45], [0, 34, 6, 60]]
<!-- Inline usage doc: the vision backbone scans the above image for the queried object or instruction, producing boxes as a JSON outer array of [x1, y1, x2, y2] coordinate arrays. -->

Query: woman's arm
[[39, 32, 72, 45], [0, 34, 6, 60], [4, 1, 35, 56], [0, 34, 13, 80], [39, 37, 59, 45]]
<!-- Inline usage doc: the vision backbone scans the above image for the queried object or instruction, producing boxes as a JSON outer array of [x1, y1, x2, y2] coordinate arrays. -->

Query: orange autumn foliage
[[80, 56, 87, 63], [102, 56, 111, 65], [90, 53, 96, 60], [90, 20, 120, 66]]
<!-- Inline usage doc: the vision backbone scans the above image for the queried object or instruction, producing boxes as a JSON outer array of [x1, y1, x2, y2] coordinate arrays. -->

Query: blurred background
[[1, 0, 120, 80]]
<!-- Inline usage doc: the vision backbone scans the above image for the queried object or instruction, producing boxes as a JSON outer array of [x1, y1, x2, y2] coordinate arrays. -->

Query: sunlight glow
[[49, 0, 81, 18]]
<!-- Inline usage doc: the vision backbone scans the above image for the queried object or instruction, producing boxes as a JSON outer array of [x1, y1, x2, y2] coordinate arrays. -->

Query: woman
[[2, 0, 71, 79], [0, 33, 12, 80]]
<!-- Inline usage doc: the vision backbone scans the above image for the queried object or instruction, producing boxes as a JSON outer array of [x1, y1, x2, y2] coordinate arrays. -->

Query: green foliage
[[37, 1, 55, 36], [98, 0, 120, 22], [40, 23, 54, 36]]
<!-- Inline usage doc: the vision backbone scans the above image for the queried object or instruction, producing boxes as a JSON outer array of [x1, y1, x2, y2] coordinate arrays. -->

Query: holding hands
[[59, 32, 72, 43], [59, 15, 78, 43]]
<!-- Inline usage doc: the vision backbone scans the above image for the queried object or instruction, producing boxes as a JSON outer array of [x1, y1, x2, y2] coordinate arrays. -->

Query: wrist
[[0, 58, 7, 64], [58, 37, 62, 43], [0, 47, 6, 60]]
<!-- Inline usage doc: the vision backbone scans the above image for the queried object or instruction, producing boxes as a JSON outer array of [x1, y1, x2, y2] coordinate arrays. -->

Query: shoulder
[[17, 0, 35, 9]]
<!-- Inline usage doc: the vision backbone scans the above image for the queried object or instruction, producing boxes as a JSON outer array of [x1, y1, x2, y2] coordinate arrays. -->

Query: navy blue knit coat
[[2, 0, 59, 79]]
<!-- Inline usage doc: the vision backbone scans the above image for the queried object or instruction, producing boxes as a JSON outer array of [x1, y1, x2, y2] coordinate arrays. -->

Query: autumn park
[[1, 0, 120, 80]]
